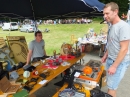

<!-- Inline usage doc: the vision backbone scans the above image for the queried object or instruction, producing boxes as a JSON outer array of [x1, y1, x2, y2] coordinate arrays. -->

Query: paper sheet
[[74, 72, 80, 77], [39, 80, 48, 85]]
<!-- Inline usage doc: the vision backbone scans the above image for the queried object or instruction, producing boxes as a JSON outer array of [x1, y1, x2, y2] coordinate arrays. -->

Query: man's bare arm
[[101, 50, 108, 63], [112, 40, 129, 68], [44, 49, 46, 56], [26, 50, 33, 65]]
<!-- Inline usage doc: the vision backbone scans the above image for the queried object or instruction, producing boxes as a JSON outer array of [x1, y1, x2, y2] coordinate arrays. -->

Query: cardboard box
[[85, 44, 93, 52], [79, 65, 104, 83], [101, 70, 107, 87], [79, 59, 104, 83], [0, 76, 20, 93]]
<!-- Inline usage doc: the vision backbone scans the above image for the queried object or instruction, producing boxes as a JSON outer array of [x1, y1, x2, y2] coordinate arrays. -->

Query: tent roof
[[0, 0, 104, 20]]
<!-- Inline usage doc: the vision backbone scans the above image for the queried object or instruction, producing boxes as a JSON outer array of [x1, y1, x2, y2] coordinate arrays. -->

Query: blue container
[[5, 60, 12, 71]]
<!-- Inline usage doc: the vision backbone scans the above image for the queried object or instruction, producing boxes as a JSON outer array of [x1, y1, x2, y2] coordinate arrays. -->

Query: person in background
[[121, 13, 127, 20], [26, 31, 47, 65], [101, 2, 130, 97]]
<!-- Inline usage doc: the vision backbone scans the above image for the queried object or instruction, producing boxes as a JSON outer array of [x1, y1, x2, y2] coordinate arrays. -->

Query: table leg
[[79, 58, 84, 65]]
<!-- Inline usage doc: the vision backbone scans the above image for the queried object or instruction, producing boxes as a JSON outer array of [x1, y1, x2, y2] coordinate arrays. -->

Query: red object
[[32, 70, 39, 76], [94, 33, 96, 36], [42, 59, 59, 69], [81, 45, 85, 52], [42, 64, 58, 69], [42, 56, 75, 69], [59, 55, 75, 60]]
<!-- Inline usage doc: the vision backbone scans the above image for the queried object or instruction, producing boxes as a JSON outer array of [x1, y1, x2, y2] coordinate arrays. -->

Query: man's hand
[[101, 55, 107, 63], [23, 64, 29, 68], [108, 65, 117, 75], [101, 50, 108, 63]]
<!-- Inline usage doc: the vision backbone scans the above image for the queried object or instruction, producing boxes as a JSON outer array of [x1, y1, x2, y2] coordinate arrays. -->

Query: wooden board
[[6, 36, 28, 63], [0, 53, 85, 97]]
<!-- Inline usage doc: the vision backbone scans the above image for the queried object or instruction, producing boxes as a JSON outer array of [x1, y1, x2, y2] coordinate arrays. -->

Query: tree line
[[99, 0, 129, 16]]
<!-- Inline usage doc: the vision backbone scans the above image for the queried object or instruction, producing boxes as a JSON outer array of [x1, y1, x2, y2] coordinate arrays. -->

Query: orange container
[[79, 65, 104, 83]]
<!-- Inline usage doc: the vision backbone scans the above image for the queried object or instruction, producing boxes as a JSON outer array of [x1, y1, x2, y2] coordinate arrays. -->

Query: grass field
[[0, 22, 106, 55]]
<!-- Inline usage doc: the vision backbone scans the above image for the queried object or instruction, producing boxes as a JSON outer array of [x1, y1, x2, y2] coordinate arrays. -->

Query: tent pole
[[29, 0, 37, 33], [129, 0, 130, 10]]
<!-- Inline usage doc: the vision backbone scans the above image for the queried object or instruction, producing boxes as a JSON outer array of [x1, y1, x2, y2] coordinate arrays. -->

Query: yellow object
[[2, 62, 8, 70], [6, 36, 28, 63], [87, 28, 91, 34], [53, 83, 91, 97], [74, 83, 90, 97], [0, 37, 15, 68], [71, 35, 77, 44], [60, 43, 72, 55]]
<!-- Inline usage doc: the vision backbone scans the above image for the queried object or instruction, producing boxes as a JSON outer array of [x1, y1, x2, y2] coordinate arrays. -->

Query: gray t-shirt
[[107, 20, 130, 61], [29, 39, 45, 60]]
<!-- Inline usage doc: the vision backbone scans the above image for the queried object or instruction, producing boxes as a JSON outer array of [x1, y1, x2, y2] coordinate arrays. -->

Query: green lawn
[[0, 22, 106, 55]]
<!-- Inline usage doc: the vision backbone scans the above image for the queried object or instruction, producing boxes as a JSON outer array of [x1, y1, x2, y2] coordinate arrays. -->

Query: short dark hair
[[104, 2, 119, 11], [35, 31, 42, 36]]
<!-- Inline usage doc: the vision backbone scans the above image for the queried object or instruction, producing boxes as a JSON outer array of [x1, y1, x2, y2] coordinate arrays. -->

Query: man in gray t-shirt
[[101, 2, 130, 97], [107, 20, 130, 61], [26, 31, 46, 65]]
